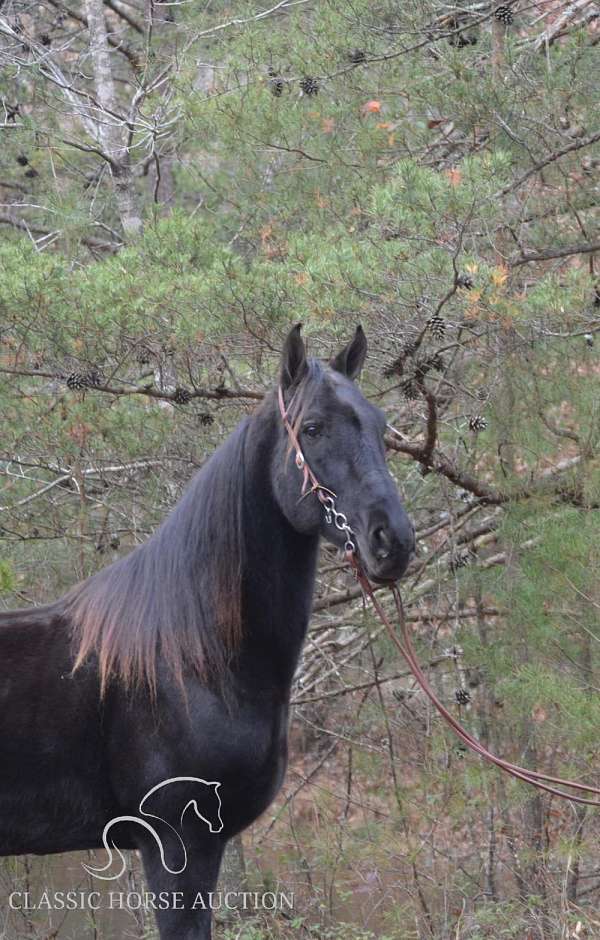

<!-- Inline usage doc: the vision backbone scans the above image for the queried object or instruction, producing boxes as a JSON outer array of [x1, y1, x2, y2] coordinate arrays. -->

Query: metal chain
[[320, 495, 356, 554]]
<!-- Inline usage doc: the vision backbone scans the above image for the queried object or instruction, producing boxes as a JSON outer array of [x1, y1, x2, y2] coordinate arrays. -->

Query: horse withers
[[0, 325, 414, 939]]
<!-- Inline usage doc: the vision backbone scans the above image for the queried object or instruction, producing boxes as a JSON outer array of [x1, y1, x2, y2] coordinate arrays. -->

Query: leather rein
[[279, 385, 600, 807]]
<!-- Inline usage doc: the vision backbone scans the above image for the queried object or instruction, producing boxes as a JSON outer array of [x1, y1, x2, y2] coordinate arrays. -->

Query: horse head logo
[[83, 776, 224, 881]]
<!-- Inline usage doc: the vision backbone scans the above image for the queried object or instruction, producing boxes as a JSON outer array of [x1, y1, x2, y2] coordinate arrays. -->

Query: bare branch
[[0, 367, 264, 402], [498, 129, 600, 198], [510, 240, 600, 267]]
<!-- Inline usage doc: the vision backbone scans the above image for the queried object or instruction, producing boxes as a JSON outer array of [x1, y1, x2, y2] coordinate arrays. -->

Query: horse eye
[[302, 423, 322, 439]]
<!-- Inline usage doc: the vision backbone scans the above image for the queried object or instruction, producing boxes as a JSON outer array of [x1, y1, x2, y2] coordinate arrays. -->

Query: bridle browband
[[279, 384, 600, 807]]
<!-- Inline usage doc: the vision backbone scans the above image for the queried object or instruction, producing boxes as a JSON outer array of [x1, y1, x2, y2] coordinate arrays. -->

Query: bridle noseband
[[278, 383, 600, 807]]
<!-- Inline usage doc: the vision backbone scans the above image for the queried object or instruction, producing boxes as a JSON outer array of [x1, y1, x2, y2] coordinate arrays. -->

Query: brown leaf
[[532, 704, 547, 724]]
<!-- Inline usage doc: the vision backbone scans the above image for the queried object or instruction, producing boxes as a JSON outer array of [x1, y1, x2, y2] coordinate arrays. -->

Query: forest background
[[1, 0, 600, 937]]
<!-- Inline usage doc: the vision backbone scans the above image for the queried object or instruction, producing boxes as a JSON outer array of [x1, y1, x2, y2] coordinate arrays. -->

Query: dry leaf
[[445, 167, 462, 187], [532, 704, 547, 723]]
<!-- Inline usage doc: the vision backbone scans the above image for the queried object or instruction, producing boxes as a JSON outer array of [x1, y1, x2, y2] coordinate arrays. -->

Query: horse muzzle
[[359, 511, 416, 583]]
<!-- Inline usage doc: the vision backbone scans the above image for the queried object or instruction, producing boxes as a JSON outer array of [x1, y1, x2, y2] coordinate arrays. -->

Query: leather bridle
[[278, 385, 356, 554], [279, 384, 600, 807]]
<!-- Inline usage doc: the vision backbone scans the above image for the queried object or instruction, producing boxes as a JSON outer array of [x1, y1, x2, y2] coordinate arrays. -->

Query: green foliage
[[0, 560, 15, 595]]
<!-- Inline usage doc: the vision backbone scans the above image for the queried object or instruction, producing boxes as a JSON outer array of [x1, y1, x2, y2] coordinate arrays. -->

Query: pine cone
[[348, 48, 366, 64], [457, 273, 474, 290], [66, 370, 103, 390], [300, 76, 319, 96], [469, 415, 487, 432], [200, 412, 214, 426], [494, 5, 513, 25], [66, 372, 87, 390], [401, 378, 419, 400], [427, 315, 446, 339], [455, 688, 471, 706], [267, 67, 285, 97], [449, 30, 477, 48], [172, 386, 192, 405], [449, 549, 474, 571], [16, 153, 28, 166]]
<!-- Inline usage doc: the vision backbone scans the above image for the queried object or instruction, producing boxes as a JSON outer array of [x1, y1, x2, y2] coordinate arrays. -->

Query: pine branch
[[510, 240, 600, 267], [0, 367, 263, 402]]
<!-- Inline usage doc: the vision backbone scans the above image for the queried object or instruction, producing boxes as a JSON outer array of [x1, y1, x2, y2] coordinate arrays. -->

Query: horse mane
[[63, 358, 327, 698], [64, 419, 250, 698]]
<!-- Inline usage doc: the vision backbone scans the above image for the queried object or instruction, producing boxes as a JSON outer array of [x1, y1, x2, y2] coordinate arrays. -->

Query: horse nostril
[[372, 525, 391, 560]]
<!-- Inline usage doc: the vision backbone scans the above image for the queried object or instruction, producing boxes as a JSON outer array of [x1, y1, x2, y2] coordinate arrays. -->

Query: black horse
[[0, 325, 414, 939]]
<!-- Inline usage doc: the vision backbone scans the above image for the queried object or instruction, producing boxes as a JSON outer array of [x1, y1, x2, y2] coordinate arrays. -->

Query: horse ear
[[330, 325, 367, 380], [280, 323, 308, 389]]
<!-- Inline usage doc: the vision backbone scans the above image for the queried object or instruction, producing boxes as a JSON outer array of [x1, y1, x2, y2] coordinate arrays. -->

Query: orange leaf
[[491, 264, 509, 287], [445, 167, 462, 187], [68, 422, 93, 446], [362, 99, 382, 114]]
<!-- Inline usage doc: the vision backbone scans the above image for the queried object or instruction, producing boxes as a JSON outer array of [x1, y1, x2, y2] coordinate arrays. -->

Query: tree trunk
[[85, 0, 143, 237]]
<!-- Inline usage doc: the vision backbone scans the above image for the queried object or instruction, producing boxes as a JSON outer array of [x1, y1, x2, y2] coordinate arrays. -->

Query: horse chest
[[108, 685, 290, 838], [218, 704, 289, 834]]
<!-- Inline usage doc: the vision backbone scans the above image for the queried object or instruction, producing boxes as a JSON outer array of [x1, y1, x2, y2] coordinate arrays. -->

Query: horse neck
[[237, 410, 320, 692]]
